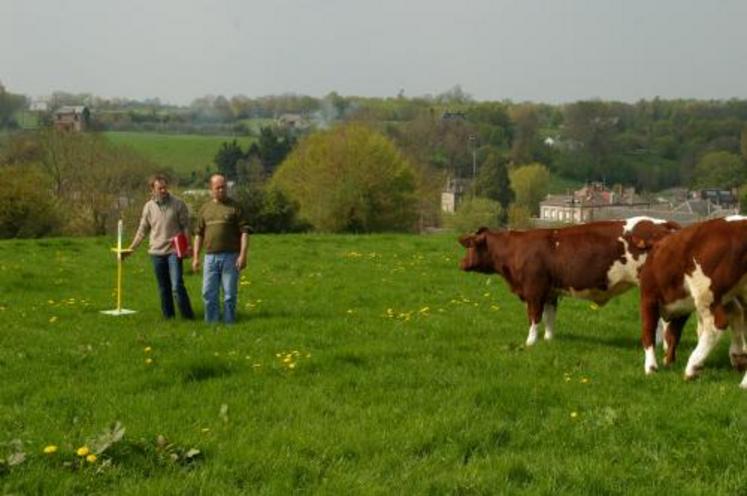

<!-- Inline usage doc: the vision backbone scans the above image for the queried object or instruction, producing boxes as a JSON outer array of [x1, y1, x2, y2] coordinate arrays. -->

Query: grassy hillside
[[0, 234, 745, 494], [104, 132, 255, 177]]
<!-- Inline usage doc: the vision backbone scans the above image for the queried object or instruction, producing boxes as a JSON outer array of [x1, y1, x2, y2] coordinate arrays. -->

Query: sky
[[2, 0, 747, 105]]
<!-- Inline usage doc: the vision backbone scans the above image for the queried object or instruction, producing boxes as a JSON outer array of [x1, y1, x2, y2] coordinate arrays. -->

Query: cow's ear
[[664, 221, 681, 232], [458, 232, 488, 248], [458, 234, 475, 248]]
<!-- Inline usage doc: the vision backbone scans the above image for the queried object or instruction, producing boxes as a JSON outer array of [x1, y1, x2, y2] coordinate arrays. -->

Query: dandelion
[[580, 377, 590, 384], [346, 309, 354, 314], [76, 446, 90, 457], [43, 445, 58, 454], [86, 454, 97, 463], [419, 306, 430, 313], [49, 316, 58, 323], [570, 412, 578, 419], [145, 358, 153, 365], [288, 363, 296, 369], [201, 428, 210, 433], [590, 303, 599, 310], [144, 346, 152, 353]]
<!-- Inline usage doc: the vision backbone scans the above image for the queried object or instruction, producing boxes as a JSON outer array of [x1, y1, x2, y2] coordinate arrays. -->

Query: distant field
[[1, 233, 746, 494], [104, 132, 255, 177]]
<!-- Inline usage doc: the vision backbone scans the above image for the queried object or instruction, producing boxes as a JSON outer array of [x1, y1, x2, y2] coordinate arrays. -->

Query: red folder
[[172, 232, 192, 258]]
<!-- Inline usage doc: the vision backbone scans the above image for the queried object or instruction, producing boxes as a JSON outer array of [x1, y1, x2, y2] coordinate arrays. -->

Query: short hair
[[209, 173, 226, 184], [149, 174, 169, 188]]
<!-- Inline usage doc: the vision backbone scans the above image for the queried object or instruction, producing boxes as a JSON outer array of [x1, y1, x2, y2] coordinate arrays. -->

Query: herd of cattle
[[458, 216, 747, 388]]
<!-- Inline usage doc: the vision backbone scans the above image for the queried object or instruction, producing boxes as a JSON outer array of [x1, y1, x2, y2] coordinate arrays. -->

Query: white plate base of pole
[[100, 309, 137, 316]]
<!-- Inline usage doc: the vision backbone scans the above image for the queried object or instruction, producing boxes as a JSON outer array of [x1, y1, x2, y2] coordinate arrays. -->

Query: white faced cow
[[459, 217, 680, 346]]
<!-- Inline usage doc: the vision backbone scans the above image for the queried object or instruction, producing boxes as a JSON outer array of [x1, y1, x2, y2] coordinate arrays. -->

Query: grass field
[[1, 234, 745, 494], [104, 132, 255, 177]]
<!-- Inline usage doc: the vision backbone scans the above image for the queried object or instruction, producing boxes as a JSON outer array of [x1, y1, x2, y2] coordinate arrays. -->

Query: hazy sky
[[3, 0, 747, 105]]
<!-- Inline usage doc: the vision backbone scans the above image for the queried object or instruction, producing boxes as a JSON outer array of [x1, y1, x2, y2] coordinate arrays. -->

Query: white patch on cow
[[644, 346, 657, 374], [655, 319, 665, 348], [682, 260, 723, 379], [725, 215, 747, 222], [685, 327, 722, 379], [622, 216, 666, 234], [740, 372, 747, 389], [607, 237, 646, 288], [543, 304, 556, 341], [663, 297, 694, 318], [526, 322, 539, 346]]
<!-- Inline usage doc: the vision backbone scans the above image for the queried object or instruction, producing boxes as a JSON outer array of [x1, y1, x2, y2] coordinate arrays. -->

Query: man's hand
[[235, 254, 247, 271], [192, 257, 201, 272], [120, 249, 133, 260]]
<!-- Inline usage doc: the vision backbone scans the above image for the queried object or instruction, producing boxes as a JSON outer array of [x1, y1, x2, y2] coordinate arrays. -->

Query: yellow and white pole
[[102, 218, 136, 316]]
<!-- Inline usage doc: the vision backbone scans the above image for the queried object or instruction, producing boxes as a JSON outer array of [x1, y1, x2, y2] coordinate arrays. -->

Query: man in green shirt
[[192, 174, 251, 323]]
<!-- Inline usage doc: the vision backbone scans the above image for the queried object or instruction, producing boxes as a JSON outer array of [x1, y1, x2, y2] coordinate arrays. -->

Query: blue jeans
[[202, 252, 239, 324], [151, 254, 194, 319]]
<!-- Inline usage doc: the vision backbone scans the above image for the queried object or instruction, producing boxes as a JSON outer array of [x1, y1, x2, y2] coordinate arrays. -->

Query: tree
[[509, 104, 540, 164], [444, 197, 502, 233], [741, 126, 747, 162], [272, 123, 417, 232], [509, 163, 550, 215], [692, 151, 747, 189], [475, 151, 514, 210], [0, 165, 61, 238], [0, 82, 27, 129], [257, 126, 294, 174], [213, 140, 244, 180]]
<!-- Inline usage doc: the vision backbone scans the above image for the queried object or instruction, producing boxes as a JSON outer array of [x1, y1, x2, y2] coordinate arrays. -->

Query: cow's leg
[[641, 296, 660, 374], [663, 315, 689, 366], [684, 304, 727, 380], [656, 319, 666, 350], [525, 300, 544, 346], [727, 302, 747, 372], [543, 298, 557, 341]]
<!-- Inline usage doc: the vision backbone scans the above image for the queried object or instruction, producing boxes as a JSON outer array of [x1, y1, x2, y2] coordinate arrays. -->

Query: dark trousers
[[151, 254, 194, 319]]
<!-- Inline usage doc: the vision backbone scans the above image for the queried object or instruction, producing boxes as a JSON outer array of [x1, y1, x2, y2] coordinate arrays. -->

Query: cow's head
[[458, 227, 494, 273], [628, 220, 681, 252]]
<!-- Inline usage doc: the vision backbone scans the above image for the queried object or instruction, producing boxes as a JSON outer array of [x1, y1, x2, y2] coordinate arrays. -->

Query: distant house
[[441, 177, 470, 213], [30, 100, 49, 112], [441, 111, 466, 122], [54, 106, 90, 132], [537, 182, 738, 226], [276, 113, 309, 130]]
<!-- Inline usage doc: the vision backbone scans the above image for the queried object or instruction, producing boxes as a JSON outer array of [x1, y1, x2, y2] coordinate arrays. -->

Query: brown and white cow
[[459, 217, 680, 346], [638, 216, 747, 388]]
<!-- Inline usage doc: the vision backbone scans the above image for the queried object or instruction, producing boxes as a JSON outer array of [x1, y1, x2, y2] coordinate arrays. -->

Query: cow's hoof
[[730, 353, 747, 372], [684, 366, 702, 381], [525, 337, 538, 347], [544, 333, 554, 341], [645, 365, 658, 375]]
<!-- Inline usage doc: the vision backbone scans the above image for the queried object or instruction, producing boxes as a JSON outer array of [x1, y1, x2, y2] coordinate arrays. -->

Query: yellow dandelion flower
[[419, 306, 430, 313], [570, 412, 578, 419], [49, 316, 58, 323], [43, 445, 58, 454], [581, 377, 590, 384], [76, 446, 90, 457], [144, 346, 152, 353], [47, 299, 55, 305], [283, 356, 292, 363], [201, 428, 210, 433], [86, 454, 97, 463], [288, 362, 296, 369], [145, 358, 153, 365], [346, 309, 354, 314], [590, 303, 599, 310]]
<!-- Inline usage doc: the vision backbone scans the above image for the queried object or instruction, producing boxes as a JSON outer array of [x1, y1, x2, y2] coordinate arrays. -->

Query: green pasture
[[104, 132, 254, 177], [0, 234, 745, 494]]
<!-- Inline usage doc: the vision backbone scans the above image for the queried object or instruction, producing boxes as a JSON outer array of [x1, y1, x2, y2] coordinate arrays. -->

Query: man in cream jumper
[[125, 175, 195, 319]]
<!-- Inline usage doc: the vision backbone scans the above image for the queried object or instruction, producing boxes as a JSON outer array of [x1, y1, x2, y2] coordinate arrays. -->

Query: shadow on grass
[[558, 332, 639, 350], [178, 358, 233, 383]]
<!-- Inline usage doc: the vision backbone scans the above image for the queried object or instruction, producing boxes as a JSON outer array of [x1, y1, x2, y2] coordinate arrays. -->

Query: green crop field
[[104, 132, 255, 177], [1, 234, 745, 494]]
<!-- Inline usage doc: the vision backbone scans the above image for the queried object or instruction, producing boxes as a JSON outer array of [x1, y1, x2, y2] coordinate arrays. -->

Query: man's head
[[149, 175, 170, 201], [209, 173, 228, 202]]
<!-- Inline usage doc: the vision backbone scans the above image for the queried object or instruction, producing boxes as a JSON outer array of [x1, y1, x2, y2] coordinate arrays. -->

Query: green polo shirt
[[196, 198, 251, 253]]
